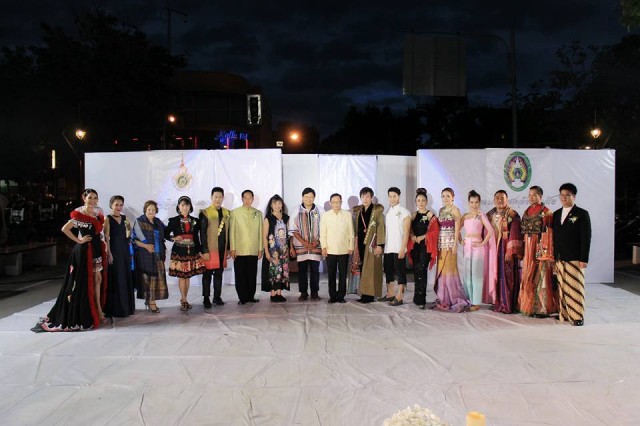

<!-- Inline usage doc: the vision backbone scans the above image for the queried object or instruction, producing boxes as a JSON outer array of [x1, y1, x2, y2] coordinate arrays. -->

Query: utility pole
[[166, 7, 188, 55]]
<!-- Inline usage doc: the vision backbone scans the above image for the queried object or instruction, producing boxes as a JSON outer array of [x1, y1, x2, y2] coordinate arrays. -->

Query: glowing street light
[[75, 129, 87, 140], [168, 114, 176, 123], [590, 127, 602, 139], [289, 131, 300, 142]]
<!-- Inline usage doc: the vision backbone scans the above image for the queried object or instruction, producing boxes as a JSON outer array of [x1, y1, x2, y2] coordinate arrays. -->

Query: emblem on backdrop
[[504, 151, 532, 192], [173, 154, 192, 190]]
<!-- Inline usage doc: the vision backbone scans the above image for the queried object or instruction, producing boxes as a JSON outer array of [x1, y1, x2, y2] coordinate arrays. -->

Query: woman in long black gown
[[32, 188, 108, 332], [104, 195, 135, 317]]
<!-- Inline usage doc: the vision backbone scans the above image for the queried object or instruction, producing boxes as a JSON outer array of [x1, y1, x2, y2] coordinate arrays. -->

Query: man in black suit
[[553, 183, 591, 326]]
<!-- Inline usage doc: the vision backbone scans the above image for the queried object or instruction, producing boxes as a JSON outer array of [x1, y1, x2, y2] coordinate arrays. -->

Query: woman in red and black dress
[[33, 188, 108, 332], [165, 196, 205, 311]]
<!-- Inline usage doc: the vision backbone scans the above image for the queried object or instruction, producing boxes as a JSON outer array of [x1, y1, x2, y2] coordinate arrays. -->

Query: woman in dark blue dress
[[104, 195, 135, 317]]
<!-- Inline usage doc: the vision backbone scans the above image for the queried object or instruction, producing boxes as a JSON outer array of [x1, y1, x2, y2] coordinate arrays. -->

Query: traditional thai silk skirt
[[168, 235, 205, 278]]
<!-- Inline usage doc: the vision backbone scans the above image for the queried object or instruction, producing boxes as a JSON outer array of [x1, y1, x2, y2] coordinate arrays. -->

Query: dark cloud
[[0, 0, 629, 136]]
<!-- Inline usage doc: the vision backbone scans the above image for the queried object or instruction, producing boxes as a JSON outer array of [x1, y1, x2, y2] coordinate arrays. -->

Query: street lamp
[[590, 128, 602, 139], [289, 131, 300, 142], [62, 128, 87, 192], [163, 114, 177, 149]]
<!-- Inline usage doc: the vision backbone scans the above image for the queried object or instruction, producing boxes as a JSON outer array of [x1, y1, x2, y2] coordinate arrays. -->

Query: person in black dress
[[104, 195, 135, 317], [409, 188, 439, 309], [32, 188, 108, 332], [165, 196, 205, 311]]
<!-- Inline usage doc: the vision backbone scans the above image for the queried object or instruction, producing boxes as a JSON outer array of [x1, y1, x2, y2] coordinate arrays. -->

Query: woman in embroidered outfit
[[408, 188, 439, 309], [351, 187, 385, 303], [103, 195, 135, 317], [518, 185, 557, 317], [165, 196, 205, 311], [261, 195, 290, 302], [32, 189, 108, 332], [486, 190, 524, 314], [434, 187, 470, 312], [199, 187, 230, 308], [460, 190, 496, 309], [132, 200, 168, 313]]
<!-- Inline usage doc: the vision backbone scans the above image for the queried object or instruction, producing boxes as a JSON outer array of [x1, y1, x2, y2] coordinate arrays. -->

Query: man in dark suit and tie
[[553, 183, 591, 326]]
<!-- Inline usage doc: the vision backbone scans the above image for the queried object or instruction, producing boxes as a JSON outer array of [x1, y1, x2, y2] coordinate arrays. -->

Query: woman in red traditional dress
[[33, 189, 108, 332], [518, 185, 557, 317]]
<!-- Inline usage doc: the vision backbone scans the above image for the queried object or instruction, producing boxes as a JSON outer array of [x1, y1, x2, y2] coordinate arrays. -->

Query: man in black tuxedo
[[553, 183, 591, 326]]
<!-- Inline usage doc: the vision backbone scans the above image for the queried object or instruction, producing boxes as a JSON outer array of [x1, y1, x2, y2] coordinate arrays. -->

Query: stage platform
[[0, 279, 638, 425]]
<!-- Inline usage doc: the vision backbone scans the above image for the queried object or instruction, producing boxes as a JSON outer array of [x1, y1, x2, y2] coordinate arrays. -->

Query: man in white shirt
[[320, 193, 354, 303], [382, 187, 411, 306]]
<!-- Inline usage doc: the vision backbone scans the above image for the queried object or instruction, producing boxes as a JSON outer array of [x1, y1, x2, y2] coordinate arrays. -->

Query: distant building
[[168, 71, 272, 149]]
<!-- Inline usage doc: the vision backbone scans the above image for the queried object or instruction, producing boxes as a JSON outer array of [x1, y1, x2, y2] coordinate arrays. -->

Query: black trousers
[[383, 253, 407, 284], [297, 259, 320, 294], [202, 268, 223, 299], [234, 256, 258, 303], [326, 254, 349, 300]]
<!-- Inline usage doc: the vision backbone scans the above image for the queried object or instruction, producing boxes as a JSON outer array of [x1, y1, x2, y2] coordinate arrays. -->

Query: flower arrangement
[[124, 219, 131, 238], [383, 405, 449, 426], [218, 218, 225, 236], [569, 216, 578, 223]]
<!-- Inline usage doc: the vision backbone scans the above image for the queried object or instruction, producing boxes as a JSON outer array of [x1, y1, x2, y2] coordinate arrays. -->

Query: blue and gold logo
[[504, 151, 531, 192]]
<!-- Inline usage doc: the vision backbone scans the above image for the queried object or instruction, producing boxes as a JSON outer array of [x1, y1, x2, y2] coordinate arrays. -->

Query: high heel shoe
[[180, 301, 189, 311], [148, 302, 160, 313]]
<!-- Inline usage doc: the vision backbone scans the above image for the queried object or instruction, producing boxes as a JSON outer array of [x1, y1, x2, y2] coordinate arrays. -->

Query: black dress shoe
[[311, 293, 321, 300], [573, 320, 584, 326], [213, 297, 225, 306], [338, 299, 346, 303], [270, 295, 277, 302], [203, 297, 212, 309], [359, 295, 374, 304], [248, 298, 259, 303], [298, 293, 309, 301], [328, 299, 337, 304], [238, 301, 246, 305], [277, 294, 287, 302]]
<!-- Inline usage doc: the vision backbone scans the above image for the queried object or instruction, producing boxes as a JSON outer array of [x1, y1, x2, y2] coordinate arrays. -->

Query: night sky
[[0, 0, 629, 137]]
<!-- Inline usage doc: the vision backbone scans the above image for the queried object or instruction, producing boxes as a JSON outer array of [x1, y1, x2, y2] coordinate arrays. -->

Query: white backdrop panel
[[282, 154, 319, 214], [317, 155, 377, 211], [213, 149, 282, 212], [376, 155, 417, 210], [417, 149, 614, 283], [486, 149, 554, 212], [214, 149, 283, 284], [146, 150, 215, 217]]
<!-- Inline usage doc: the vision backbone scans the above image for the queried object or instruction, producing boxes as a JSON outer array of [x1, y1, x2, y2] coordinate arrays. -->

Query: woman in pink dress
[[460, 190, 496, 309]]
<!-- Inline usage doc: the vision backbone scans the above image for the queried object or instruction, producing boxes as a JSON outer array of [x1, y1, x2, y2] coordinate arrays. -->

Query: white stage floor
[[0, 281, 638, 425]]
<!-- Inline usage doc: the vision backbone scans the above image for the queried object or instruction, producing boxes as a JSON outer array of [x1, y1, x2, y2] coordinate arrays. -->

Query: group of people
[[32, 181, 591, 333]]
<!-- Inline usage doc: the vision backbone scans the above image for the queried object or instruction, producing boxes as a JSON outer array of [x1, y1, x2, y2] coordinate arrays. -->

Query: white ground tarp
[[1, 279, 638, 425]]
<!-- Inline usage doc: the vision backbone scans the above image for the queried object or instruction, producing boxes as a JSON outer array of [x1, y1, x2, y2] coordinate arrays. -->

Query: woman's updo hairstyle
[[416, 188, 428, 200], [468, 190, 481, 202]]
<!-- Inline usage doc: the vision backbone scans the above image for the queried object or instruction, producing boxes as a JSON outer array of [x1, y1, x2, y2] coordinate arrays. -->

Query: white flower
[[383, 405, 449, 426], [569, 216, 578, 223]]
